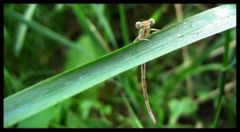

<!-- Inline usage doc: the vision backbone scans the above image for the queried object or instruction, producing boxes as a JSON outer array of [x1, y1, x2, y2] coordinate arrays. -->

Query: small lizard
[[134, 18, 159, 124]]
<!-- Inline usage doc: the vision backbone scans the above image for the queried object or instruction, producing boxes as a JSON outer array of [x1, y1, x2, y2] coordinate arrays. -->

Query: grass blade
[[118, 4, 130, 46], [150, 4, 169, 23], [4, 25, 11, 44], [5, 9, 88, 54], [212, 30, 231, 128], [71, 4, 110, 54], [4, 67, 22, 95], [14, 4, 37, 57], [122, 93, 143, 128], [91, 4, 118, 49], [4, 5, 236, 127]]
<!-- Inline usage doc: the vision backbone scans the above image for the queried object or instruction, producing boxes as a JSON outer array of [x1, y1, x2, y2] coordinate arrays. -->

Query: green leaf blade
[[4, 4, 236, 128]]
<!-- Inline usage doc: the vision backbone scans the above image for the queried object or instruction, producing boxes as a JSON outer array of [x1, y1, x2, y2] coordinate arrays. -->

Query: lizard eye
[[135, 21, 142, 29], [149, 18, 155, 25]]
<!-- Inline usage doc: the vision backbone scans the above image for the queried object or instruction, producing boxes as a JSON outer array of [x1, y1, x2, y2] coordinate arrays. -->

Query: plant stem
[[212, 30, 231, 128], [174, 4, 194, 99]]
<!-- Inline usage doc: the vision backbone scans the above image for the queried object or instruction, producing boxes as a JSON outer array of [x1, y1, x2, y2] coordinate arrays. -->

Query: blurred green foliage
[[4, 4, 236, 128]]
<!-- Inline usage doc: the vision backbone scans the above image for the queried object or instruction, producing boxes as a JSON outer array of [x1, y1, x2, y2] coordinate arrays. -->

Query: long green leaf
[[212, 30, 231, 128], [122, 93, 143, 128], [91, 4, 118, 49], [14, 4, 37, 57], [71, 4, 110, 54], [4, 5, 236, 127], [5, 9, 88, 55], [119, 4, 130, 46], [150, 4, 169, 23]]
